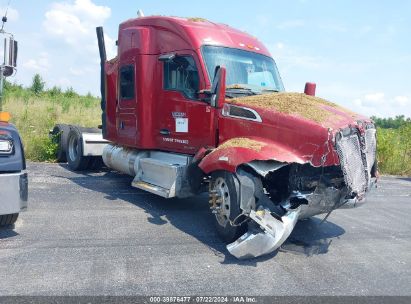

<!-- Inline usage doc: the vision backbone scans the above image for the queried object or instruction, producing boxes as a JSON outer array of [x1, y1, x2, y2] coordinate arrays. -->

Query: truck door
[[155, 52, 217, 154], [116, 63, 137, 146]]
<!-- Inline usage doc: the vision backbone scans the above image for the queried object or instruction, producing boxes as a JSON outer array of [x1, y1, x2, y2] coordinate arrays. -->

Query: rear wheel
[[210, 171, 247, 243], [0, 213, 18, 226], [51, 124, 71, 162], [67, 127, 90, 171]]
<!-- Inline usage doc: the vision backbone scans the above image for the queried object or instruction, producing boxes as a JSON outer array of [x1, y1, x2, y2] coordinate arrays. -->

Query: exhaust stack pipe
[[304, 82, 316, 96], [137, 9, 145, 18], [96, 26, 107, 137]]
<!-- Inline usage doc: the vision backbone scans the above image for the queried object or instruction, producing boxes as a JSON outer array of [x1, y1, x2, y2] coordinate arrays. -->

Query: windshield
[[201, 45, 284, 93]]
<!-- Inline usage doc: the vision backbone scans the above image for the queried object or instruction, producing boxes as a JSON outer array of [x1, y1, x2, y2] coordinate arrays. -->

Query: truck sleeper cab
[[61, 15, 377, 259]]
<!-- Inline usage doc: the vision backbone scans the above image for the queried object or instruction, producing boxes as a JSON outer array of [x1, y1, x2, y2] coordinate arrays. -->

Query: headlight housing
[[0, 138, 13, 154]]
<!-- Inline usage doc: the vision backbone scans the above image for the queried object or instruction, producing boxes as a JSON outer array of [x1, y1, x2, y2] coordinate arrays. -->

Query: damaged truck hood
[[229, 92, 369, 130], [199, 92, 372, 174]]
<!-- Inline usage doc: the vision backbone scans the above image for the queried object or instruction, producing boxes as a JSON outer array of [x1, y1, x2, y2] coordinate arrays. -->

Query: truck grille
[[335, 125, 376, 197], [365, 127, 377, 178]]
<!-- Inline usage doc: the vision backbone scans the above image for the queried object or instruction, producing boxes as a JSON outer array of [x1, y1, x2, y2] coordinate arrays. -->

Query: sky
[[2, 0, 411, 118]]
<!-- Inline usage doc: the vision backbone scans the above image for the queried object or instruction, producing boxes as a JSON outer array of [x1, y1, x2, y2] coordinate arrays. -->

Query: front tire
[[0, 213, 18, 226], [67, 127, 90, 171], [210, 171, 247, 243]]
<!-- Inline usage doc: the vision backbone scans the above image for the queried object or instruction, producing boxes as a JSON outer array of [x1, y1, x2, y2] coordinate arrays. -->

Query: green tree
[[64, 87, 78, 98], [48, 85, 62, 97], [31, 74, 45, 95], [371, 115, 411, 129]]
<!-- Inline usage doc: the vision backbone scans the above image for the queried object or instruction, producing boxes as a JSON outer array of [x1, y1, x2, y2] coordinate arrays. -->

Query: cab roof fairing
[[119, 16, 272, 57]]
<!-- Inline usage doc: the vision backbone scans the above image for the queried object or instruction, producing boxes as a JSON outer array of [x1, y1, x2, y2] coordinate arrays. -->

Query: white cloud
[[394, 96, 409, 106], [23, 52, 50, 72], [276, 42, 284, 50], [43, 0, 115, 58], [364, 92, 385, 105], [351, 93, 411, 117], [69, 66, 96, 76], [0, 6, 19, 22]]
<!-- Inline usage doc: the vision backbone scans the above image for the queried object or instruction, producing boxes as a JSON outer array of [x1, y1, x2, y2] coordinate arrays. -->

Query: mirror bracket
[[158, 53, 176, 62], [210, 66, 226, 109]]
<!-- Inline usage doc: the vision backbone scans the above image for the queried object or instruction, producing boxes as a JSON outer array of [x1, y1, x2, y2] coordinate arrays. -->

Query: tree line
[[5, 73, 94, 99]]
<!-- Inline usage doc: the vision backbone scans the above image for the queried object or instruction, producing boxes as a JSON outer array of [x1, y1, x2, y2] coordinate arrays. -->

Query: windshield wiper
[[226, 89, 257, 98], [261, 88, 279, 93], [226, 87, 258, 96]]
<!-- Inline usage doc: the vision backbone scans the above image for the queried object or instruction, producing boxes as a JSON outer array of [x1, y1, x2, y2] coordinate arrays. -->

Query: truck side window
[[164, 56, 199, 100], [120, 65, 135, 99]]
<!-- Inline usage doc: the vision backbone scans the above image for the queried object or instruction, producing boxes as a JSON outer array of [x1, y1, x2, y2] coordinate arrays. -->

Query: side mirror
[[3, 37, 17, 67], [2, 37, 17, 77], [210, 65, 226, 108], [11, 40, 18, 68]]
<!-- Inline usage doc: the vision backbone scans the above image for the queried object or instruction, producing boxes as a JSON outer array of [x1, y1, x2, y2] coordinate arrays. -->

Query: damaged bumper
[[298, 177, 377, 218], [227, 207, 301, 259], [227, 178, 376, 260]]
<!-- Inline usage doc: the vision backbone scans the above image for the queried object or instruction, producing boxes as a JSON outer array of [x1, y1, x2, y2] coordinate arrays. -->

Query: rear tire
[[0, 213, 18, 226], [210, 171, 247, 243], [51, 124, 71, 162], [67, 127, 90, 171]]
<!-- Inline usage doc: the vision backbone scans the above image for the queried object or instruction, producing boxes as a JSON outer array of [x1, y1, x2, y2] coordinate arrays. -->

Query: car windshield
[[201, 45, 285, 93]]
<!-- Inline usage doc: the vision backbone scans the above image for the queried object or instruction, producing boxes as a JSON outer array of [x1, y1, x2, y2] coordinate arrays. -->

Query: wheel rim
[[68, 135, 78, 162], [213, 177, 231, 227]]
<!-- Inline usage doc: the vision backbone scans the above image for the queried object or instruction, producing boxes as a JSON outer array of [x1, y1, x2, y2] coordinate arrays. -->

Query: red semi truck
[[53, 15, 377, 259]]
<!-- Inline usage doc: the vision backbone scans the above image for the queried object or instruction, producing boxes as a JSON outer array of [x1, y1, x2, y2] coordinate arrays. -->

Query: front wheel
[[210, 171, 247, 243], [0, 213, 19, 226]]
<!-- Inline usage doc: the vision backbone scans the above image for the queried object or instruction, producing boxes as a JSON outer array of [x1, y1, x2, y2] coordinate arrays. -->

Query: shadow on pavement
[[58, 165, 345, 265], [0, 225, 18, 239]]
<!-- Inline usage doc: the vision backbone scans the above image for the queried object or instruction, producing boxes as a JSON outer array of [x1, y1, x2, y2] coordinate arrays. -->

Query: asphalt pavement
[[0, 163, 410, 296]]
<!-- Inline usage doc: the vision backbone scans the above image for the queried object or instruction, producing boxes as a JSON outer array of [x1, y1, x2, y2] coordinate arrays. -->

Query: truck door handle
[[160, 129, 170, 136]]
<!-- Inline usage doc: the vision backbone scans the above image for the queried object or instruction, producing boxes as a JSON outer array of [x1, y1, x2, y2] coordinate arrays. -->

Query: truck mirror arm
[[210, 66, 226, 108]]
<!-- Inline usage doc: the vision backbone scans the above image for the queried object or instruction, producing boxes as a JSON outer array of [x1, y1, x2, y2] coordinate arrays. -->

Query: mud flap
[[227, 207, 301, 259]]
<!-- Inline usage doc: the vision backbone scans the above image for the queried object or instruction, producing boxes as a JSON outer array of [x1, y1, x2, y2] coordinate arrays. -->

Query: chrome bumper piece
[[227, 178, 376, 259], [227, 207, 301, 259], [0, 171, 28, 215]]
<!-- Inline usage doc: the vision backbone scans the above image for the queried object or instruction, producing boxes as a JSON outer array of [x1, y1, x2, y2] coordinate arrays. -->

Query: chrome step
[[131, 180, 170, 198], [131, 153, 192, 198]]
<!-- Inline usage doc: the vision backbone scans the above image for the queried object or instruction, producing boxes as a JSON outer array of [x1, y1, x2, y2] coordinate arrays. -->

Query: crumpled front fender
[[198, 136, 337, 174]]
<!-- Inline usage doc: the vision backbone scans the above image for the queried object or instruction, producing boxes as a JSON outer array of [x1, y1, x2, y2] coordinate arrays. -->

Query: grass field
[[2, 83, 101, 161], [376, 125, 411, 175], [2, 80, 410, 175]]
